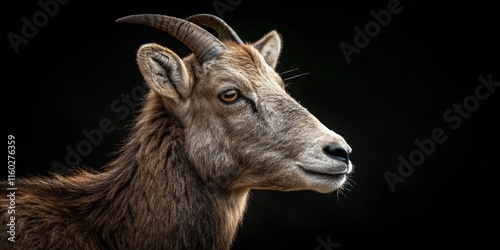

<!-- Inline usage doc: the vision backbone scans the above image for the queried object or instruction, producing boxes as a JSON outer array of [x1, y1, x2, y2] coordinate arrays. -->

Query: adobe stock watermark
[[384, 73, 498, 192], [7, 0, 71, 54], [212, 0, 243, 19], [7, 135, 17, 243], [339, 0, 412, 64], [50, 84, 148, 173], [315, 234, 341, 250]]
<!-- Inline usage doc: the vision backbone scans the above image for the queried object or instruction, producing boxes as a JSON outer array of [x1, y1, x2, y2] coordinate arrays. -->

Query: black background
[[4, 0, 499, 249]]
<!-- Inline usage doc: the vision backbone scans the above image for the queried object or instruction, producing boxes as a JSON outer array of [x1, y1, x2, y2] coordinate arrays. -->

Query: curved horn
[[185, 14, 243, 44], [116, 14, 225, 62]]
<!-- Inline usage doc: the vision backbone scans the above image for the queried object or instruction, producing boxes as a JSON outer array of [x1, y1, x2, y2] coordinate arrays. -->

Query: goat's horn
[[185, 14, 243, 45], [116, 14, 225, 62]]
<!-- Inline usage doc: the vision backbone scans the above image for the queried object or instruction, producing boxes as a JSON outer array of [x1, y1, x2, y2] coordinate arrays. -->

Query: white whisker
[[280, 67, 300, 76], [283, 72, 310, 82]]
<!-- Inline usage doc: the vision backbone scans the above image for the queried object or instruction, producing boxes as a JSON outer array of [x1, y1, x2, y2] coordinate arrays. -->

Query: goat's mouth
[[299, 166, 347, 179], [297, 165, 349, 193]]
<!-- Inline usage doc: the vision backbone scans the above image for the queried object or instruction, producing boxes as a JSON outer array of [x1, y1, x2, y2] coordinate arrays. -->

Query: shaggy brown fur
[[1, 14, 353, 249], [2, 93, 246, 249]]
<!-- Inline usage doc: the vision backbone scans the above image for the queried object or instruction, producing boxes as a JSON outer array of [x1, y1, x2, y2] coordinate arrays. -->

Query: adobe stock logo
[[7, 0, 71, 54], [212, 0, 243, 19], [339, 0, 411, 63], [315, 234, 341, 250], [50, 84, 148, 173], [384, 74, 498, 192]]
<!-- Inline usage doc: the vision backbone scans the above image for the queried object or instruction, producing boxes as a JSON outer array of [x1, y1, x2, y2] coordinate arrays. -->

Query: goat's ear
[[136, 43, 191, 112], [252, 30, 282, 69]]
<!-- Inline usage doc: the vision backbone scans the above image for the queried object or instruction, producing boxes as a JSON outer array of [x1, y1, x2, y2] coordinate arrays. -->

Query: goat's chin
[[302, 174, 348, 193], [262, 174, 347, 193]]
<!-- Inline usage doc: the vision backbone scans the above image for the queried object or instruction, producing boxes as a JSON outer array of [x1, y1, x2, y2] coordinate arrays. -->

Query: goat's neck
[[96, 92, 249, 249]]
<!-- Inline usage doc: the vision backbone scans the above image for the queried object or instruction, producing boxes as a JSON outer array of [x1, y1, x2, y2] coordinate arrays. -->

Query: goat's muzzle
[[323, 144, 351, 170]]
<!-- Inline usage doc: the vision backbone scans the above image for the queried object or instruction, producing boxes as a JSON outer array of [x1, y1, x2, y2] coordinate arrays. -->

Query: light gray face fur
[[136, 31, 353, 194]]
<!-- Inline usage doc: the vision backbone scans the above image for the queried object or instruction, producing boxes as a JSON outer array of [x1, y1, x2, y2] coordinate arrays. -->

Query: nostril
[[323, 144, 350, 165]]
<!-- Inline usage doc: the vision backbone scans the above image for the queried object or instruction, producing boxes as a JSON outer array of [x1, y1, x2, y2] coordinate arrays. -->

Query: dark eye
[[218, 89, 240, 103]]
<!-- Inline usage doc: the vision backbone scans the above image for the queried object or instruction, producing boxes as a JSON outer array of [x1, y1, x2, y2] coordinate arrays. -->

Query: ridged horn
[[185, 14, 243, 44], [116, 14, 226, 62]]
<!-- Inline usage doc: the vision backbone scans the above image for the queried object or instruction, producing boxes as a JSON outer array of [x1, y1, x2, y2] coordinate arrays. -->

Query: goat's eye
[[218, 89, 240, 103]]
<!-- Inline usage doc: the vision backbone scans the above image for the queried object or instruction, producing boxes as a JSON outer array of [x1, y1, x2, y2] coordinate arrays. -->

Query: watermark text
[[7, 135, 17, 243], [385, 74, 498, 192], [7, 0, 71, 54], [339, 0, 411, 63]]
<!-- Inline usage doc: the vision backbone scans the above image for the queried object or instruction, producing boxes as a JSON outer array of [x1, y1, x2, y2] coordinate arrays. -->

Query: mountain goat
[[1, 13, 353, 249]]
